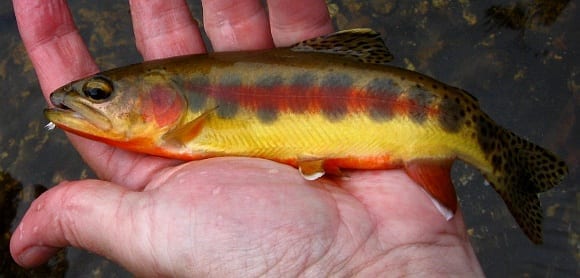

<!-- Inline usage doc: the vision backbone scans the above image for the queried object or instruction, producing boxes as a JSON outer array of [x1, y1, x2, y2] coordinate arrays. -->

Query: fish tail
[[482, 127, 568, 243]]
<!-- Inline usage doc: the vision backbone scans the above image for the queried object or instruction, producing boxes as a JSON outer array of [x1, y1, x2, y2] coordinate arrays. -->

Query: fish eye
[[82, 76, 113, 101]]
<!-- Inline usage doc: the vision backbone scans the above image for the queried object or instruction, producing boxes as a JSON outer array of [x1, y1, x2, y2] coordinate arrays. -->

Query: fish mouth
[[45, 91, 113, 132]]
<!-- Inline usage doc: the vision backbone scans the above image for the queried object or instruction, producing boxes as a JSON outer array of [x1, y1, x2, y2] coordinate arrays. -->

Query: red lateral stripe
[[198, 84, 441, 120]]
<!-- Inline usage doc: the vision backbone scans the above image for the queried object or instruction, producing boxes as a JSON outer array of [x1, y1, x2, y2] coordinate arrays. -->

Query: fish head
[[44, 72, 188, 151]]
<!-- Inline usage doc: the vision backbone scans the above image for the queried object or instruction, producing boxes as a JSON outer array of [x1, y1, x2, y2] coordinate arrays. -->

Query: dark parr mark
[[256, 75, 284, 88], [407, 84, 436, 123], [321, 72, 353, 88], [219, 73, 242, 86], [216, 100, 239, 119], [257, 107, 278, 123], [285, 73, 318, 113], [319, 73, 353, 121], [291, 73, 316, 87], [254, 75, 284, 122], [438, 95, 465, 132], [408, 84, 436, 107], [216, 74, 242, 118], [365, 78, 403, 121], [184, 76, 210, 112]]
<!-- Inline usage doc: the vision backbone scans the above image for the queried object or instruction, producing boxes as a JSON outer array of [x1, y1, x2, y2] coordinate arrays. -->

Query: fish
[[44, 28, 568, 244]]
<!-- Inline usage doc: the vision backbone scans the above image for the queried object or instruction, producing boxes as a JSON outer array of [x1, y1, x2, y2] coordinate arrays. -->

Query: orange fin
[[404, 159, 458, 218], [298, 159, 326, 180], [162, 108, 215, 145]]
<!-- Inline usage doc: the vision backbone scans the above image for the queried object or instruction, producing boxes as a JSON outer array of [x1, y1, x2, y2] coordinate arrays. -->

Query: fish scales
[[44, 29, 568, 244], [169, 59, 473, 158]]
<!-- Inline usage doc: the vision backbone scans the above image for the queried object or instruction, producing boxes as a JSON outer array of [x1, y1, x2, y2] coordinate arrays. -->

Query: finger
[[13, 0, 99, 100], [10, 180, 155, 274], [10, 180, 113, 267], [12, 0, 116, 182], [267, 0, 334, 46], [202, 0, 274, 51], [130, 0, 206, 60], [14, 0, 181, 190]]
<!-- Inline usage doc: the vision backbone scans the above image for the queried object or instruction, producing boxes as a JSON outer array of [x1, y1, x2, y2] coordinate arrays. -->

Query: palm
[[104, 157, 461, 275]]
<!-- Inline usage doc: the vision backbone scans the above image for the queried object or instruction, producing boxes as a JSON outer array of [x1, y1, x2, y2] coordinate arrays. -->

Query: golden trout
[[45, 29, 568, 243]]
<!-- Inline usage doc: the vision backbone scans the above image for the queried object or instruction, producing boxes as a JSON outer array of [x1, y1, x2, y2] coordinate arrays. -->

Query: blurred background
[[0, 0, 577, 276]]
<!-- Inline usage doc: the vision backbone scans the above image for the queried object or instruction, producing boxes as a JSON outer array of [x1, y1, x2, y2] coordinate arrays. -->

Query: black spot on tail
[[488, 182, 544, 243], [480, 123, 568, 244]]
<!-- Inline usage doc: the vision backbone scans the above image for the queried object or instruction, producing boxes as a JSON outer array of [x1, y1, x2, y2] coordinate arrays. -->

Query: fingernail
[[17, 246, 58, 267]]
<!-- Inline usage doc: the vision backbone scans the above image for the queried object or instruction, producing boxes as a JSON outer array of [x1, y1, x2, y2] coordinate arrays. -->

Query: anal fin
[[404, 159, 458, 218]]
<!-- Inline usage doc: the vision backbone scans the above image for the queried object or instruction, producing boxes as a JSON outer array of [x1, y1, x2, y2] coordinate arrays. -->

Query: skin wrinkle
[[434, 230, 483, 275], [243, 202, 312, 276], [269, 12, 333, 47], [125, 193, 160, 276], [202, 1, 272, 51], [337, 224, 380, 275], [267, 0, 333, 46], [51, 183, 99, 257], [142, 26, 203, 58], [30, 34, 98, 95], [100, 185, 128, 260], [353, 245, 421, 276], [362, 241, 469, 276], [182, 204, 198, 275], [244, 181, 335, 276], [26, 27, 77, 58], [15, 1, 98, 95], [334, 217, 387, 275], [148, 198, 167, 276], [290, 186, 337, 275], [134, 5, 189, 38], [261, 229, 297, 274], [139, 14, 201, 57], [60, 186, 92, 250], [258, 238, 295, 277], [101, 147, 180, 190], [289, 233, 330, 276], [130, 0, 204, 59], [214, 10, 272, 51], [15, 0, 76, 52], [330, 210, 373, 271], [203, 0, 263, 28]]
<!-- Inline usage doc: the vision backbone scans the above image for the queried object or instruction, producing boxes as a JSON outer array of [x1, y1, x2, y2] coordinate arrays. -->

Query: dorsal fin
[[290, 28, 394, 65]]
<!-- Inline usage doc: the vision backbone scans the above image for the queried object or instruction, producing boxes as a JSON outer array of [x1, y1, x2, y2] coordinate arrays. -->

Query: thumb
[[10, 179, 153, 273]]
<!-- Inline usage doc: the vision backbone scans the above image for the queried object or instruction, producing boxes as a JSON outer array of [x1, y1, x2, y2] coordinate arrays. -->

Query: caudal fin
[[484, 129, 568, 244]]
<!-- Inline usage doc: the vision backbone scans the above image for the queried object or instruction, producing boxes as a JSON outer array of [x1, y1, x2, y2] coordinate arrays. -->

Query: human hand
[[11, 0, 484, 276]]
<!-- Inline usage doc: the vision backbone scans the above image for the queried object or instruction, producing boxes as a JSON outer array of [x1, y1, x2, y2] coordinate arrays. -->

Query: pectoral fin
[[404, 159, 457, 219], [162, 108, 216, 145]]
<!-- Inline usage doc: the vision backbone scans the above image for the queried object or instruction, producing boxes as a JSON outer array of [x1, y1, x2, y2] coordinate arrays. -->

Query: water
[[0, 0, 577, 276]]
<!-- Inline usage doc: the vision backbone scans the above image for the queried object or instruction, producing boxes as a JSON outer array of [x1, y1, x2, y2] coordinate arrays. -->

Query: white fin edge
[[45, 122, 56, 131], [299, 167, 325, 181], [420, 188, 454, 221], [429, 194, 455, 221]]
